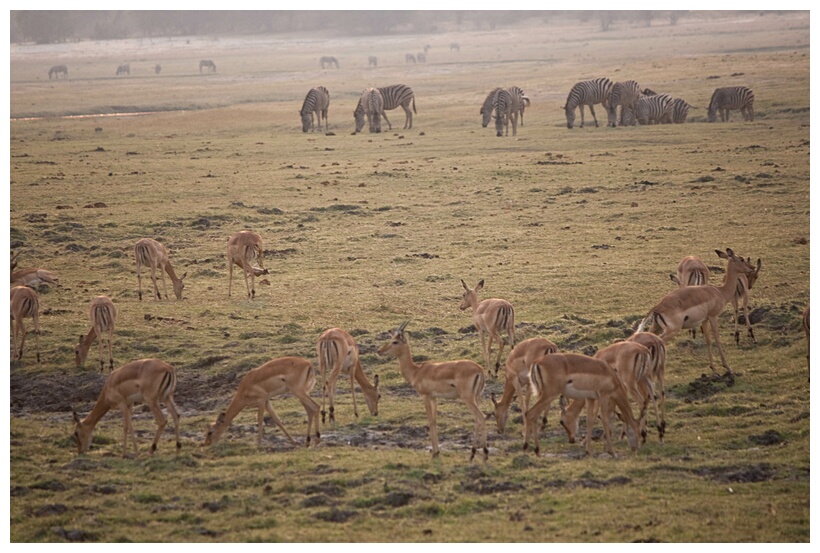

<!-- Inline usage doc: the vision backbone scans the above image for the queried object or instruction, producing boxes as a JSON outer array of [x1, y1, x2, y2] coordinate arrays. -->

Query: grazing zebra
[[116, 63, 130, 76], [154, 64, 162, 75], [608, 80, 642, 127], [635, 93, 674, 125], [662, 98, 691, 124], [199, 59, 216, 73], [708, 86, 754, 122], [506, 86, 528, 127], [480, 88, 502, 128], [368, 55, 378, 67], [564, 77, 613, 129], [450, 42, 460, 51], [354, 84, 416, 133], [424, 44, 431, 54], [361, 87, 384, 133], [48, 65, 68, 79], [494, 88, 517, 137], [405, 53, 416, 64], [300, 86, 330, 133], [320, 56, 339, 69], [417, 53, 426, 63]]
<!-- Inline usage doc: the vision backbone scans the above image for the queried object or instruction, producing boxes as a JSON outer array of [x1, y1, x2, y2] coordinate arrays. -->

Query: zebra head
[[353, 102, 366, 133], [564, 104, 576, 129], [300, 109, 313, 133]]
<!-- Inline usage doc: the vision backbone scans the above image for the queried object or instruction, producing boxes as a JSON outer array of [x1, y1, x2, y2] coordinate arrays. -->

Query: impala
[[803, 304, 810, 375], [562, 341, 655, 446], [10, 285, 41, 363], [72, 358, 181, 457], [316, 328, 380, 424], [227, 230, 265, 299], [11, 267, 60, 288], [204, 356, 321, 448], [134, 238, 187, 301], [491, 337, 558, 434], [524, 352, 640, 457], [715, 250, 762, 345], [378, 321, 488, 461], [459, 279, 515, 378], [639, 248, 756, 375], [625, 331, 668, 442], [76, 295, 117, 372]]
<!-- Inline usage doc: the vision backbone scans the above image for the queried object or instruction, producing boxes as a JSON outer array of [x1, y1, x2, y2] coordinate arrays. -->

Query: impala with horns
[[72, 358, 180, 457], [525, 352, 640, 457], [10, 285, 41, 363], [204, 356, 321, 448], [459, 279, 515, 378], [134, 238, 186, 301], [714, 249, 762, 345], [378, 321, 488, 461], [639, 248, 756, 375], [491, 337, 558, 435], [316, 328, 380, 424], [626, 331, 668, 442], [227, 230, 267, 299], [74, 295, 117, 372]]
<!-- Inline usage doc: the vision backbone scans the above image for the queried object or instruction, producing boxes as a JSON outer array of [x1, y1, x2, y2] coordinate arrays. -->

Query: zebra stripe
[[354, 84, 416, 132], [708, 86, 754, 122], [635, 93, 673, 125], [300, 86, 330, 133], [564, 77, 613, 129], [361, 87, 384, 133], [494, 88, 516, 137], [608, 80, 642, 127], [663, 98, 690, 124], [480, 88, 502, 127]]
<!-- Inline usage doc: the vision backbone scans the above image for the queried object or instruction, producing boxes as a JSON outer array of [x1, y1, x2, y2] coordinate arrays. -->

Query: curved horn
[[397, 320, 410, 333]]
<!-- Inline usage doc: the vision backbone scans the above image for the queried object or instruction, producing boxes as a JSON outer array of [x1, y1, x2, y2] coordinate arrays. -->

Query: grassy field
[[7, 12, 811, 542]]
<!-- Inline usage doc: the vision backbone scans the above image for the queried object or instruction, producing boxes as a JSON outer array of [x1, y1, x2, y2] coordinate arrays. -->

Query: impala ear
[[476, 279, 485, 291], [72, 410, 81, 424], [461, 279, 468, 291], [373, 374, 379, 389], [715, 249, 728, 260], [756, 259, 762, 271], [669, 274, 680, 285], [725, 247, 735, 257]]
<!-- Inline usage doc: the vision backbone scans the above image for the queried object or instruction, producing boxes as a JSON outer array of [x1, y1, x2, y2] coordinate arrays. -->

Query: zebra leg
[[381, 110, 392, 131], [589, 104, 599, 127]]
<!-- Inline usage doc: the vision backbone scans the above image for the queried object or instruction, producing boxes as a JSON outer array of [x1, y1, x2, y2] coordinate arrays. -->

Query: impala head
[[72, 411, 93, 453], [74, 335, 86, 367], [377, 321, 410, 357], [364, 374, 380, 416], [172, 272, 187, 300], [204, 412, 228, 446], [490, 393, 509, 433], [459, 279, 483, 311], [715, 248, 757, 277], [745, 258, 762, 290]]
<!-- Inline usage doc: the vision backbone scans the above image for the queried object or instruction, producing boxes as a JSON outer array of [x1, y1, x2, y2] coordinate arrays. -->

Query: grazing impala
[[525, 352, 640, 457], [11, 267, 60, 288], [562, 341, 655, 446], [204, 357, 321, 448], [670, 255, 710, 287], [378, 321, 488, 461], [491, 337, 558, 435], [134, 238, 186, 301], [316, 328, 380, 424], [10, 285, 41, 363], [227, 230, 265, 299], [640, 248, 756, 375], [76, 295, 117, 372], [459, 279, 515, 378], [626, 331, 668, 442], [72, 358, 180, 457], [715, 250, 762, 345]]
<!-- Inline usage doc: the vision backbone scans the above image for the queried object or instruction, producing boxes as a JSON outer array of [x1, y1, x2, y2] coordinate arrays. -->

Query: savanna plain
[[7, 12, 811, 543]]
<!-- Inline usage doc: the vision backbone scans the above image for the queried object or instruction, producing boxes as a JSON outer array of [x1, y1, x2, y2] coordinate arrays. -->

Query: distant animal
[[299, 86, 330, 133], [608, 80, 642, 127], [360, 87, 384, 133], [405, 53, 416, 64], [368, 55, 378, 67], [423, 44, 431, 54], [10, 285, 41, 363], [803, 305, 810, 375], [320, 56, 339, 69], [714, 249, 762, 345], [354, 84, 416, 133], [493, 88, 517, 137], [154, 64, 162, 75], [564, 77, 613, 129], [450, 42, 460, 51], [48, 64, 68, 79], [635, 93, 674, 125], [708, 86, 754, 122], [416, 52, 426, 63], [506, 85, 528, 127], [116, 63, 130, 75], [199, 59, 216, 73], [11, 268, 60, 289]]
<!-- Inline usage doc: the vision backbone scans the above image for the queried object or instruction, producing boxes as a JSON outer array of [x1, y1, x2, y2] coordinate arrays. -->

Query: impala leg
[[122, 404, 139, 457], [598, 397, 616, 457], [164, 395, 181, 450], [149, 265, 162, 300], [33, 314, 41, 364], [106, 329, 114, 371], [293, 391, 321, 447], [136, 264, 144, 301], [464, 396, 488, 462], [524, 392, 557, 456], [326, 366, 341, 424], [146, 399, 168, 455], [423, 396, 440, 458], [15, 319, 26, 361], [349, 367, 359, 418], [584, 399, 600, 456], [742, 295, 756, 344], [492, 335, 506, 379], [264, 400, 298, 446], [708, 317, 732, 374], [478, 329, 491, 376]]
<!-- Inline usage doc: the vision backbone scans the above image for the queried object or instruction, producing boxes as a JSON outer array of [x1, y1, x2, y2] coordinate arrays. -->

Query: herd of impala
[[9, 234, 809, 461]]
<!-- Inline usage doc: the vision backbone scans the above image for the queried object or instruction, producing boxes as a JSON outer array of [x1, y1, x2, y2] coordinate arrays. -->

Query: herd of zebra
[[47, 60, 214, 78], [299, 84, 417, 134], [563, 77, 755, 129]]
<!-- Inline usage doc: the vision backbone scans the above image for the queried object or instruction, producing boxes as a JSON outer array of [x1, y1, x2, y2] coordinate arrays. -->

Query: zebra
[[417, 52, 426, 63], [450, 42, 460, 51], [480, 88, 502, 128], [354, 84, 416, 133], [199, 59, 216, 73], [662, 98, 691, 124], [368, 55, 378, 67], [608, 80, 642, 127], [405, 53, 416, 64], [507, 86, 528, 127], [320, 56, 339, 69], [300, 86, 330, 133], [635, 93, 674, 125], [360, 87, 384, 133], [48, 65, 68, 79], [423, 44, 431, 54], [116, 63, 130, 76], [708, 86, 754, 122], [563, 77, 613, 129], [494, 88, 517, 137], [154, 64, 162, 75]]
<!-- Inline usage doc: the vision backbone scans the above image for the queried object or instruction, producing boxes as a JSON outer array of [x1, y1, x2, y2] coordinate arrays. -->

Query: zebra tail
[[412, 97, 417, 114]]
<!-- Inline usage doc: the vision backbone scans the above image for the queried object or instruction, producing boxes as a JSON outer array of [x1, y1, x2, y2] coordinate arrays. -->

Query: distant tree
[[600, 11, 615, 32]]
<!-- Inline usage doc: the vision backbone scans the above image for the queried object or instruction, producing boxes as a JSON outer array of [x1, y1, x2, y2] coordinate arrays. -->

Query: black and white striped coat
[[360, 87, 384, 133], [608, 80, 642, 127], [494, 88, 517, 137], [635, 93, 674, 125], [480, 88, 502, 128], [564, 77, 613, 129], [662, 98, 691, 124], [300, 86, 330, 133], [707, 86, 754, 122], [481, 87, 526, 129], [354, 84, 416, 133]]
